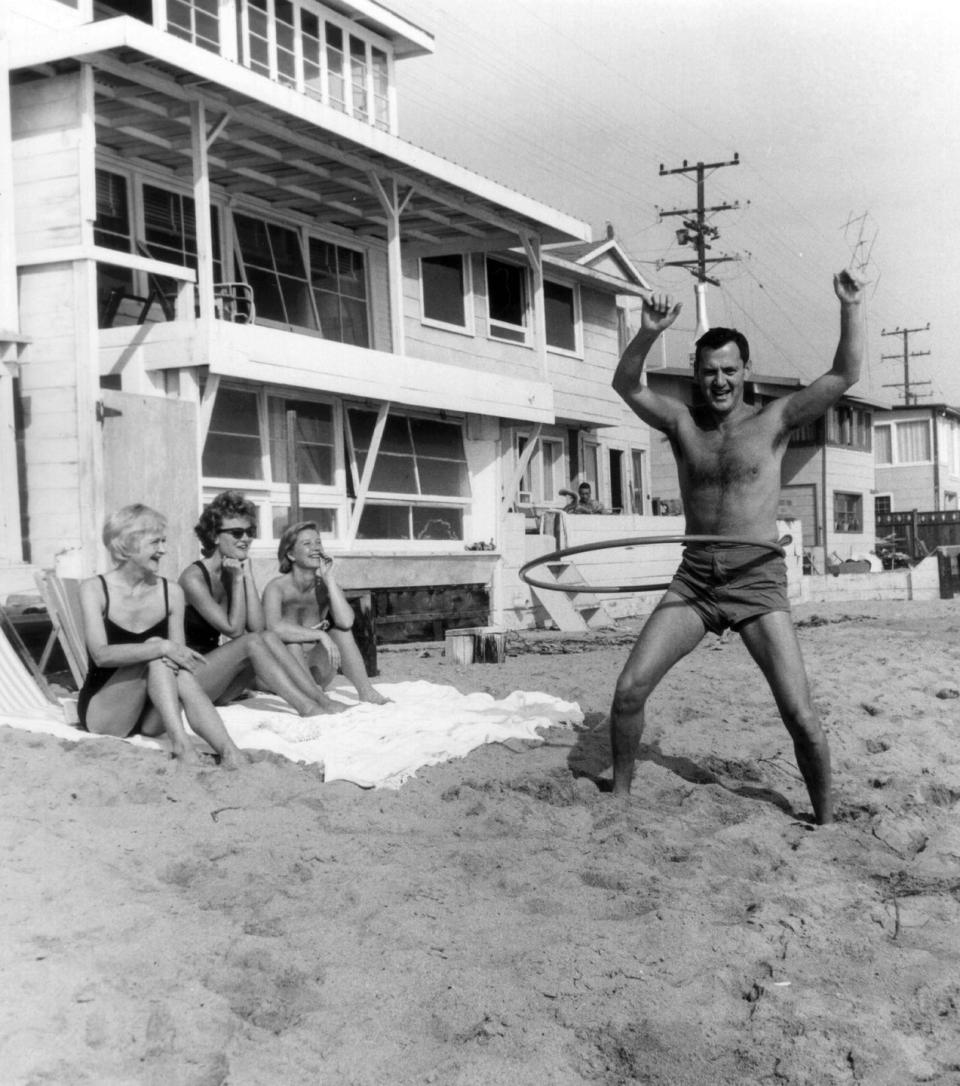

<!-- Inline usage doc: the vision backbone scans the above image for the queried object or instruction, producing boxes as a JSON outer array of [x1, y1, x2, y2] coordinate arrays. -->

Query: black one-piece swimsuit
[[76, 576, 170, 730]]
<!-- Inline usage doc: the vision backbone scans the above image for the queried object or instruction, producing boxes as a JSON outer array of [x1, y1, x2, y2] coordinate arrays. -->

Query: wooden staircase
[[529, 557, 613, 631]]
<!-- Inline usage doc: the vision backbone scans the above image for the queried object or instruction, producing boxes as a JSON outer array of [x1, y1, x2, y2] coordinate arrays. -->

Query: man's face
[[696, 342, 749, 415], [578, 486, 592, 502]]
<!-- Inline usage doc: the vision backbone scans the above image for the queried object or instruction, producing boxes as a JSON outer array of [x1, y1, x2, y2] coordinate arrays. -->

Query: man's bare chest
[[676, 417, 780, 489]]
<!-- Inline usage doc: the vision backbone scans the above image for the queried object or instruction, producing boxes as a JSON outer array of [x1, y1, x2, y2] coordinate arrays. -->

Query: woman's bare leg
[[327, 629, 389, 704], [83, 665, 151, 737], [174, 669, 246, 769]]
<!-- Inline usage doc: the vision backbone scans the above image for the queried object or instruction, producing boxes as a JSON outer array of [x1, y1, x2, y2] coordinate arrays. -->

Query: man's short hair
[[694, 327, 750, 370], [277, 520, 321, 574], [578, 483, 592, 493], [194, 490, 258, 557]]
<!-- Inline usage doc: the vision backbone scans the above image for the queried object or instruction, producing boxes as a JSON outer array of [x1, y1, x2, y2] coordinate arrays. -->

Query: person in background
[[559, 481, 605, 514]]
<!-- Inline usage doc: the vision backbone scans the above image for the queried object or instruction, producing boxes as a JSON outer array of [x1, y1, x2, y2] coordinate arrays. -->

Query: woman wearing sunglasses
[[179, 490, 345, 716]]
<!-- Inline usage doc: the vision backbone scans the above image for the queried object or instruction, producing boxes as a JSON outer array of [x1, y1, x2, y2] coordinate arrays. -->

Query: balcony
[[93, 0, 436, 135]]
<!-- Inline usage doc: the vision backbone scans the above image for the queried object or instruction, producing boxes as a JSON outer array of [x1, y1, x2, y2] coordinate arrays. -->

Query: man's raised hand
[[833, 269, 865, 305], [641, 292, 683, 334]]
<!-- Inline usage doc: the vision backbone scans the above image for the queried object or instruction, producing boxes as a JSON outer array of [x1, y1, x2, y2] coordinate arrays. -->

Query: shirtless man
[[610, 270, 865, 824], [262, 521, 389, 705]]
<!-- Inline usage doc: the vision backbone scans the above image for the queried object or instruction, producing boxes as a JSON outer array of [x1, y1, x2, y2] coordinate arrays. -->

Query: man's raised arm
[[612, 293, 685, 432], [781, 270, 866, 430]]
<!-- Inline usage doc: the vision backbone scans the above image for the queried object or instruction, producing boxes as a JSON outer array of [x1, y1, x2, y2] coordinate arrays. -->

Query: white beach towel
[[0, 680, 582, 789]]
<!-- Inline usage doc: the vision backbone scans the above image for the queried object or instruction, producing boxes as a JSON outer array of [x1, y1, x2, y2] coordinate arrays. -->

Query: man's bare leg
[[610, 594, 707, 795], [738, 611, 833, 825]]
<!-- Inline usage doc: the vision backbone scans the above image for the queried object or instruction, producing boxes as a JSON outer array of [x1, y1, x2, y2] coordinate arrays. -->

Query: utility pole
[[881, 324, 931, 405], [657, 153, 740, 338]]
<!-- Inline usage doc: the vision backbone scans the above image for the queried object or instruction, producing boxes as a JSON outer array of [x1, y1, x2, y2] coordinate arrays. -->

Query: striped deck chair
[[0, 605, 60, 716], [34, 570, 88, 690]]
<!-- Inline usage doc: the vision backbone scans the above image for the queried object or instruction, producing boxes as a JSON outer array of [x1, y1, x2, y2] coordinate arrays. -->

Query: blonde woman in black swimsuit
[[178, 491, 344, 716], [77, 504, 244, 768]]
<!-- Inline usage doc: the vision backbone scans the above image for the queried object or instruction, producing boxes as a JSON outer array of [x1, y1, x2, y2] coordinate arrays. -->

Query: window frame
[[234, 0, 395, 131], [485, 256, 530, 345], [201, 381, 347, 541], [345, 406, 472, 542], [543, 277, 582, 356], [419, 253, 473, 335], [833, 491, 863, 534]]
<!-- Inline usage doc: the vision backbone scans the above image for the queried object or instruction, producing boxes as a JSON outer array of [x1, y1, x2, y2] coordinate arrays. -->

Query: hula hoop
[[518, 534, 792, 595]]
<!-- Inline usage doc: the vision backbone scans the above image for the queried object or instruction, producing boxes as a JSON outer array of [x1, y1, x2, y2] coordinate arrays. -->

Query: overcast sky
[[389, 0, 959, 406]]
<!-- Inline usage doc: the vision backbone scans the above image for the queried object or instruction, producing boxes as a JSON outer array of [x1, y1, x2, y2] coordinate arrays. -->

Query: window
[[347, 409, 470, 540], [834, 492, 862, 533], [515, 434, 563, 505], [268, 397, 335, 486], [790, 419, 821, 446], [166, 0, 220, 53], [486, 258, 527, 343], [421, 254, 468, 330], [544, 280, 578, 352], [874, 425, 892, 464], [94, 169, 133, 326], [349, 36, 368, 122], [202, 386, 265, 480], [945, 493, 958, 511], [896, 419, 931, 463], [874, 494, 892, 517], [309, 239, 368, 346], [234, 215, 316, 330], [233, 2, 393, 130], [142, 183, 223, 287], [827, 405, 872, 450], [201, 385, 343, 537]]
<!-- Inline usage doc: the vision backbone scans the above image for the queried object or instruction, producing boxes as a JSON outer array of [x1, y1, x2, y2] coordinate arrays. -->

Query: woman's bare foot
[[218, 745, 248, 770], [358, 688, 391, 705], [170, 744, 203, 768]]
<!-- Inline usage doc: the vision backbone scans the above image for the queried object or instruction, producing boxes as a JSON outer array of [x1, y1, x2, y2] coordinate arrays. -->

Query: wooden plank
[[33, 570, 87, 690]]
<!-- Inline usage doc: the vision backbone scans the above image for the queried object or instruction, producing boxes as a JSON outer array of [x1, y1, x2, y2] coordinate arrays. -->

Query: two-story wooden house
[[0, 0, 651, 634], [644, 367, 882, 569], [873, 403, 960, 516]]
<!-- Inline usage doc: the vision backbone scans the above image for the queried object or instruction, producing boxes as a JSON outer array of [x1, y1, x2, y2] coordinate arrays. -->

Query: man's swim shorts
[[667, 541, 789, 634]]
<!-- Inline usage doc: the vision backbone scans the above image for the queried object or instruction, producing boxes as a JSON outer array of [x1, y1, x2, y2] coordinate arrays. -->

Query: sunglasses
[[220, 527, 256, 540]]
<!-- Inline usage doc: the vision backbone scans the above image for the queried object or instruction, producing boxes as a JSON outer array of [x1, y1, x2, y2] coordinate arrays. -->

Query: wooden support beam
[[501, 423, 542, 516], [346, 403, 389, 542]]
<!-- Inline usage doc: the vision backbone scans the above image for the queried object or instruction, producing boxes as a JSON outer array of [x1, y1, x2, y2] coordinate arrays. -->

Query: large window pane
[[896, 420, 931, 462], [357, 504, 409, 540], [268, 398, 335, 485], [309, 239, 368, 345], [413, 507, 463, 540], [875, 425, 892, 464], [545, 280, 576, 351], [421, 254, 466, 327], [272, 507, 336, 539], [235, 214, 317, 331], [202, 387, 264, 479], [487, 258, 526, 341]]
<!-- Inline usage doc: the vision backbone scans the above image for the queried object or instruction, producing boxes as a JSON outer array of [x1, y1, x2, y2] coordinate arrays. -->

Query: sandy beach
[[3, 598, 960, 1085]]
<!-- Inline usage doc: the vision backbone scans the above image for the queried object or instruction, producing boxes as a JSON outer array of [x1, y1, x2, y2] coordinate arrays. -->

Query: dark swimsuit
[[77, 576, 170, 730], [183, 561, 222, 655]]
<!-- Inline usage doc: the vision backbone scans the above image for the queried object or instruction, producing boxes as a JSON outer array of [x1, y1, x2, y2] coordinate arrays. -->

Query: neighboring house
[[643, 368, 883, 568], [873, 403, 960, 516], [0, 0, 651, 631]]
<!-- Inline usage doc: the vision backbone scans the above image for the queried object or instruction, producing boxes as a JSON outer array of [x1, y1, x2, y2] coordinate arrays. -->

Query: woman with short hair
[[77, 503, 244, 768]]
